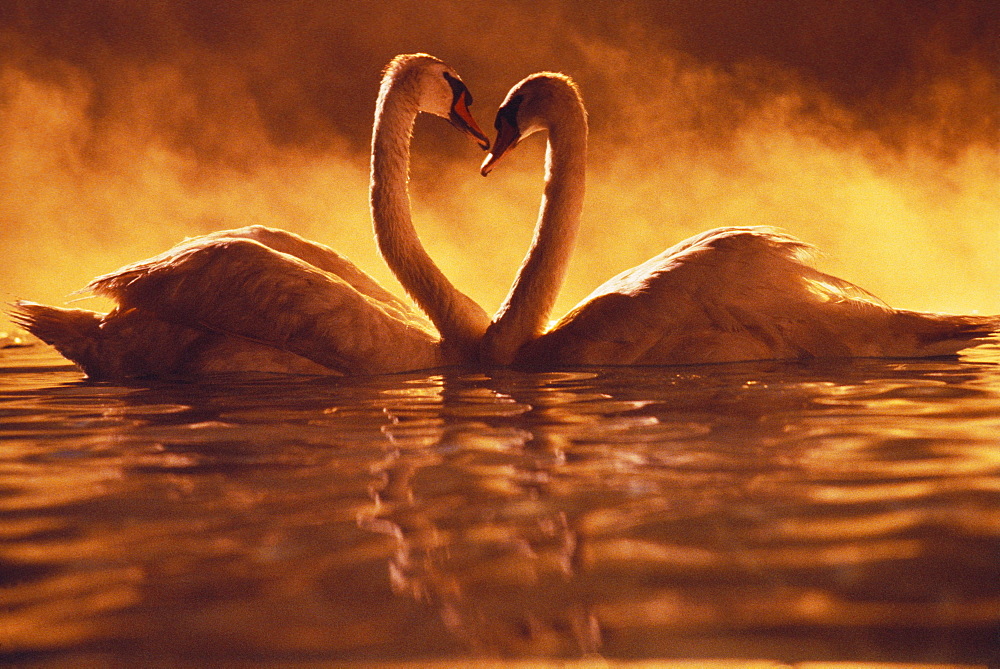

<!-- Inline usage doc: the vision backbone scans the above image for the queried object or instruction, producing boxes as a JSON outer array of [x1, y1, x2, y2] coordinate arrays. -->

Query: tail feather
[[895, 311, 1000, 357], [9, 301, 103, 366], [10, 300, 215, 379]]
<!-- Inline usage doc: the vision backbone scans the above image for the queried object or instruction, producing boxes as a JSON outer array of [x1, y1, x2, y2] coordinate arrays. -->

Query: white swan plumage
[[479, 72, 999, 368], [12, 54, 491, 379]]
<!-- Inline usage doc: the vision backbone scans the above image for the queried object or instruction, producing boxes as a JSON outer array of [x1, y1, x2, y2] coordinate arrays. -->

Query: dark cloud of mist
[[4, 0, 995, 163], [1, 0, 998, 328]]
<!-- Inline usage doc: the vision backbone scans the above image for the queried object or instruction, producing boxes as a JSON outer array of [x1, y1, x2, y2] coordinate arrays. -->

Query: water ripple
[[1, 346, 999, 664]]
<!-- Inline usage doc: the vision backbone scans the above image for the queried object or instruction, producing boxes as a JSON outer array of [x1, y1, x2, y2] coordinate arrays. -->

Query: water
[[2, 343, 999, 667]]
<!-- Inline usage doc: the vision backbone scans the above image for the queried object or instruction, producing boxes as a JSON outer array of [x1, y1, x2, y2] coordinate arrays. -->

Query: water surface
[[2, 344, 999, 666]]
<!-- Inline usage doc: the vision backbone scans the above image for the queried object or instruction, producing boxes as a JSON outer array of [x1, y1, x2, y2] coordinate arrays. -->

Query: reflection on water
[[1, 344, 999, 666]]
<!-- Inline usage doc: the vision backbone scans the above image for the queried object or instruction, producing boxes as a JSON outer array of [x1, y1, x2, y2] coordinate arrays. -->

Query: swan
[[12, 53, 491, 379], [478, 72, 999, 367]]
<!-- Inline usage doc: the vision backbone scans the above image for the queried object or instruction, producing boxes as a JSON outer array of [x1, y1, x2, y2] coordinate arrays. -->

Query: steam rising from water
[[1, 1, 997, 329]]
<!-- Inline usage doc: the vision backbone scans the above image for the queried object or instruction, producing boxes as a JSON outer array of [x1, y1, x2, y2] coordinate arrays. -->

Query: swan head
[[383, 54, 490, 150], [481, 72, 584, 176]]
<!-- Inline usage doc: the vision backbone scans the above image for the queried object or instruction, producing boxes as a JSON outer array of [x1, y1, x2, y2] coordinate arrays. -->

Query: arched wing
[[87, 237, 443, 375], [200, 226, 429, 327], [522, 227, 907, 365], [98, 225, 430, 329]]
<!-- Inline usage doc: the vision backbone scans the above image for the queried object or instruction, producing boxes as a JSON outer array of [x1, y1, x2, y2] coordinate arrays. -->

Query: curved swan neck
[[481, 97, 588, 366], [370, 70, 490, 362]]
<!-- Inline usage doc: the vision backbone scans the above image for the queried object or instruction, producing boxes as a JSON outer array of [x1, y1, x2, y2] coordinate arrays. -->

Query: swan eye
[[443, 71, 472, 106], [496, 95, 523, 132]]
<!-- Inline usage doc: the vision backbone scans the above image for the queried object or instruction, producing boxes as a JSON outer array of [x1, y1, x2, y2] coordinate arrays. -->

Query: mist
[[1, 0, 998, 333]]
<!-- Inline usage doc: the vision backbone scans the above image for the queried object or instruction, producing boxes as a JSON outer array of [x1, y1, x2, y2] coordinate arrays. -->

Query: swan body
[[12, 54, 491, 379], [479, 73, 999, 368]]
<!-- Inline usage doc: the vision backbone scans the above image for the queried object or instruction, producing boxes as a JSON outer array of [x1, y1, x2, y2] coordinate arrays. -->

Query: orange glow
[[1, 2, 996, 334]]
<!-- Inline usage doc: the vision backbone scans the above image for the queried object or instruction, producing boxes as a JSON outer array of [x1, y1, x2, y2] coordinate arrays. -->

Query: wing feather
[[87, 237, 443, 375], [521, 227, 994, 366]]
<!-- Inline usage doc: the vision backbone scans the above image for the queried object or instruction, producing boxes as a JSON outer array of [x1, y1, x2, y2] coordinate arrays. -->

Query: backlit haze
[[1, 0, 998, 333]]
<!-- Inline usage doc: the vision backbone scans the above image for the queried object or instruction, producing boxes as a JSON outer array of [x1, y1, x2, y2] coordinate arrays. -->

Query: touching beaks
[[449, 90, 490, 151], [480, 114, 521, 176], [480, 151, 503, 176]]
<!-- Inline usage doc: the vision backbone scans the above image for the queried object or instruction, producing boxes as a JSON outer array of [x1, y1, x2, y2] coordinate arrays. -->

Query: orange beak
[[449, 90, 490, 151], [480, 114, 521, 176]]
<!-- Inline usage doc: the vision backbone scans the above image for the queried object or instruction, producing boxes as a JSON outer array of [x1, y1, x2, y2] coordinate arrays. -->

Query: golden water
[[1, 345, 999, 666]]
